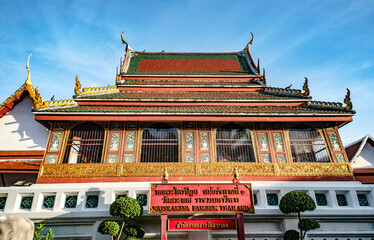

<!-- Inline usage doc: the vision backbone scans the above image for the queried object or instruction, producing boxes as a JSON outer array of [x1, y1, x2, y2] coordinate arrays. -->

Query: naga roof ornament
[[344, 88, 352, 110], [303, 77, 310, 96], [75, 75, 82, 95], [33, 87, 43, 108]]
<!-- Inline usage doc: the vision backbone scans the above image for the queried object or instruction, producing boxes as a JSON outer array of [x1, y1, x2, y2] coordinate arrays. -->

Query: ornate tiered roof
[[8, 33, 351, 126]]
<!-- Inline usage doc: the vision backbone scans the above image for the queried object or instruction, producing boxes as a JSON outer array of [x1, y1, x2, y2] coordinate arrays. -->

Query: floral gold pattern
[[124, 154, 134, 163], [107, 154, 119, 163], [185, 153, 195, 163], [258, 132, 270, 151], [125, 132, 136, 151], [200, 153, 211, 162], [38, 162, 353, 178], [276, 154, 287, 163], [261, 154, 271, 163], [49, 133, 63, 152], [185, 132, 194, 151], [45, 154, 58, 164], [109, 133, 121, 151], [273, 133, 284, 151], [328, 132, 341, 151], [335, 153, 345, 163], [200, 132, 210, 151]]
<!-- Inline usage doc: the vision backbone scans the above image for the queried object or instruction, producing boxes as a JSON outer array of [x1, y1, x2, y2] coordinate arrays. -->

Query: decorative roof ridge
[[309, 89, 354, 113], [36, 99, 77, 109], [133, 51, 241, 55], [0, 54, 43, 117], [74, 75, 118, 96]]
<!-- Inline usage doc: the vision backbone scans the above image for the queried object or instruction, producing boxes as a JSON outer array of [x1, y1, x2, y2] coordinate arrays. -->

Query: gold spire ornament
[[121, 31, 129, 52], [162, 167, 169, 181], [233, 167, 239, 180], [344, 88, 353, 110], [246, 32, 254, 55], [74, 75, 82, 95], [25, 54, 32, 86], [303, 77, 310, 96]]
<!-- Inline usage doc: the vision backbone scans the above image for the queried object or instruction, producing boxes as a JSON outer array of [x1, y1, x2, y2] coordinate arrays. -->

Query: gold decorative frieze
[[275, 162, 352, 176], [38, 162, 353, 179], [199, 163, 274, 176]]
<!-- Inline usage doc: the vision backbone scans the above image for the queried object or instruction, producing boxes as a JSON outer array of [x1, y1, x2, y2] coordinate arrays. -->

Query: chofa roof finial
[[344, 88, 352, 110], [121, 31, 128, 51], [25, 54, 32, 86], [303, 77, 310, 96], [263, 68, 266, 85], [75, 75, 82, 95], [246, 32, 254, 54]]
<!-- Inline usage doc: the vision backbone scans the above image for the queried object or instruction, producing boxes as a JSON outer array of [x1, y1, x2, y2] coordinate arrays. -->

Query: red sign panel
[[149, 183, 254, 214], [168, 219, 236, 231]]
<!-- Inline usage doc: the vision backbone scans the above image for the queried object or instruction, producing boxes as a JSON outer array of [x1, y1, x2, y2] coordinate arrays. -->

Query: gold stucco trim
[[38, 162, 353, 178]]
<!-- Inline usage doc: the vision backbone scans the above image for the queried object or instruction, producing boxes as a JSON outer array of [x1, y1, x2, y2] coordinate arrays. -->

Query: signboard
[[149, 183, 254, 214], [168, 219, 236, 231]]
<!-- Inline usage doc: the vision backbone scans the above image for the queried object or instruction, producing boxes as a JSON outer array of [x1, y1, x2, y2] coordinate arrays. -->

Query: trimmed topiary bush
[[283, 230, 300, 240], [98, 221, 120, 237], [280, 191, 320, 240], [298, 218, 320, 231], [124, 225, 145, 239], [279, 191, 316, 214], [110, 197, 143, 219], [98, 197, 144, 240]]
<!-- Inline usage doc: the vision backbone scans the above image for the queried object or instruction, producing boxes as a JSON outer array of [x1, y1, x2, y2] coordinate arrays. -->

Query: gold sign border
[[148, 183, 255, 215]]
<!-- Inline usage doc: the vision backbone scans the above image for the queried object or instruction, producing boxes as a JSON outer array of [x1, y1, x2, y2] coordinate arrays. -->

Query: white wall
[[0, 97, 48, 150]]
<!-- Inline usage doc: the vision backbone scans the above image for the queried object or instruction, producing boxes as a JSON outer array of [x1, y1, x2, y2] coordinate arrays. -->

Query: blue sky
[[0, 0, 373, 145]]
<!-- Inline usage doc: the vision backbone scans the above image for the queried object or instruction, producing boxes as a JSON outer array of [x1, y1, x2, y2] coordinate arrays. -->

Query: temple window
[[140, 123, 179, 163], [42, 195, 56, 209], [289, 124, 329, 163], [0, 195, 7, 210], [216, 123, 256, 162], [63, 122, 105, 164], [20, 195, 33, 210], [86, 194, 99, 208], [336, 193, 348, 206], [315, 193, 328, 206], [64, 194, 78, 208], [266, 193, 279, 206], [357, 193, 369, 206]]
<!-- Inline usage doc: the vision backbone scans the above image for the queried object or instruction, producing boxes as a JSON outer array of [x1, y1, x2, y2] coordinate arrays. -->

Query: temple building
[[0, 34, 373, 240]]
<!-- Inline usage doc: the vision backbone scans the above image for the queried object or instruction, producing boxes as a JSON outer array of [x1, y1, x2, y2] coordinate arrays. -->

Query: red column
[[161, 214, 168, 240], [236, 213, 245, 240]]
